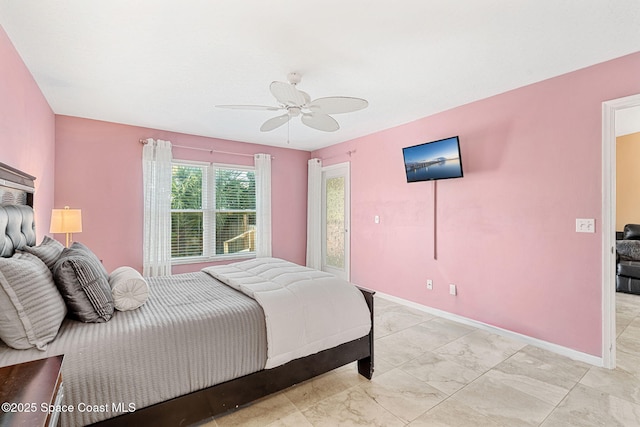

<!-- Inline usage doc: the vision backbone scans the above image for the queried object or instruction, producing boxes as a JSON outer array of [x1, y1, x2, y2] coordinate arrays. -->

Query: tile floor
[[206, 293, 640, 427]]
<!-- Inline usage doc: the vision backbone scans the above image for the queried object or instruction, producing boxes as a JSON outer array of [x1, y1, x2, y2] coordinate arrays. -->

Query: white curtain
[[142, 138, 173, 276], [306, 158, 322, 269], [254, 153, 272, 257]]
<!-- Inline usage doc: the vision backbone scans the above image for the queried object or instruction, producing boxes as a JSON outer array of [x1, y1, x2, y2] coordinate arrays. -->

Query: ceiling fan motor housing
[[288, 106, 301, 116], [287, 72, 302, 85]]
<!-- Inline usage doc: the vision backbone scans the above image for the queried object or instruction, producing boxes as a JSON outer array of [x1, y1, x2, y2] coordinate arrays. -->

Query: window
[[171, 162, 256, 261]]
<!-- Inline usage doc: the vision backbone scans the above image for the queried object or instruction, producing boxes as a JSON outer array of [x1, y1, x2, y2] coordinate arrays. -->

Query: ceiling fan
[[216, 72, 368, 132]]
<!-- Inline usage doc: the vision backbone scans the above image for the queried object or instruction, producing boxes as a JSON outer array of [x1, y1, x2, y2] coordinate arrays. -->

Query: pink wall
[[314, 51, 640, 357], [8, 7, 639, 357], [0, 25, 55, 238], [54, 116, 310, 273]]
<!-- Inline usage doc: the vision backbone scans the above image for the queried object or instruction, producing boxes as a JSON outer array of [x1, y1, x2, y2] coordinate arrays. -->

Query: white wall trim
[[375, 291, 604, 367], [601, 93, 640, 369]]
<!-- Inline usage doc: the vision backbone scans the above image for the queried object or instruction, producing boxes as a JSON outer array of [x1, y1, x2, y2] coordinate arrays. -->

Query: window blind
[[171, 164, 204, 258], [170, 163, 256, 259], [215, 168, 256, 255]]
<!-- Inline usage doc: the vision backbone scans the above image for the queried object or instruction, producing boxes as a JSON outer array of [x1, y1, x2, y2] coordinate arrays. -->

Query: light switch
[[374, 215, 380, 224], [576, 218, 595, 233]]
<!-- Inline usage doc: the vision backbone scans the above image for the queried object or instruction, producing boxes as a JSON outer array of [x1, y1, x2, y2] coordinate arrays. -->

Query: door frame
[[601, 93, 640, 369], [321, 162, 351, 281]]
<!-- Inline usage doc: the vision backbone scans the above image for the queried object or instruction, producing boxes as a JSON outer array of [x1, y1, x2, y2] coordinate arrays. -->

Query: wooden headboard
[[0, 162, 37, 256], [0, 162, 35, 207]]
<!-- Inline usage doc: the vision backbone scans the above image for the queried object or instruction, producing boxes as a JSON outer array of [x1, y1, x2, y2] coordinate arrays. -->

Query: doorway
[[602, 93, 640, 369], [321, 162, 350, 281]]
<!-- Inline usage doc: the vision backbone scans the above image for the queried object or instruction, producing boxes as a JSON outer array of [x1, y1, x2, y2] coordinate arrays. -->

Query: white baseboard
[[374, 291, 604, 368]]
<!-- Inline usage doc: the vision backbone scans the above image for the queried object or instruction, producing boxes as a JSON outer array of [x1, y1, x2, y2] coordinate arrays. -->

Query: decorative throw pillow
[[53, 242, 114, 323], [0, 252, 67, 350], [68, 241, 109, 278], [21, 235, 64, 271], [616, 240, 640, 261], [109, 266, 150, 311]]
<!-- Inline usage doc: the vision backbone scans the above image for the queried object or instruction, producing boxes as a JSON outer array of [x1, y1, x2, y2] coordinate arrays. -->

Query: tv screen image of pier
[[403, 136, 463, 182]]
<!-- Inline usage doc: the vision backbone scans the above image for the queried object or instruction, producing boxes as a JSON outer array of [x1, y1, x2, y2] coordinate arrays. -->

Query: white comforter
[[203, 258, 371, 369]]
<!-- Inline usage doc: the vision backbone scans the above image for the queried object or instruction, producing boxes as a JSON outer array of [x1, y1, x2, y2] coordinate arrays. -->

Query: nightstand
[[0, 355, 64, 427]]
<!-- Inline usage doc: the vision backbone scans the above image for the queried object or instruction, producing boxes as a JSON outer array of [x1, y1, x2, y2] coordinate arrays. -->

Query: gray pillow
[[21, 235, 64, 270], [0, 252, 67, 350], [68, 241, 109, 278], [53, 243, 114, 323]]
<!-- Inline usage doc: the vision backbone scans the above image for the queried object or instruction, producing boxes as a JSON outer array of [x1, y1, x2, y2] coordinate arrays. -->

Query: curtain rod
[[139, 139, 275, 159], [319, 149, 356, 161]]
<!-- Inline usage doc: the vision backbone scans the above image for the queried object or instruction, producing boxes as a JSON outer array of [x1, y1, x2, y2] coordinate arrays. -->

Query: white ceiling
[[1, 1, 640, 151]]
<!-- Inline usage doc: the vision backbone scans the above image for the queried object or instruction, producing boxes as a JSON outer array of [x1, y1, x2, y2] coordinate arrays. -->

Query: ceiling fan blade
[[216, 104, 281, 111], [301, 112, 340, 132], [270, 81, 307, 106], [260, 113, 291, 132], [299, 90, 311, 105], [308, 97, 368, 114]]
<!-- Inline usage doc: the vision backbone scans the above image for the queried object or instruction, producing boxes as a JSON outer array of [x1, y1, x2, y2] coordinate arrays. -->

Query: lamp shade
[[50, 207, 83, 233]]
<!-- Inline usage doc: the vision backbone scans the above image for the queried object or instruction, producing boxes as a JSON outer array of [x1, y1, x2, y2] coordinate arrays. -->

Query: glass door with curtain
[[321, 162, 350, 281]]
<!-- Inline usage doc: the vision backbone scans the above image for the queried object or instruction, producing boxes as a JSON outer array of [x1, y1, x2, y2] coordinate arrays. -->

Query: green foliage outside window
[[171, 165, 202, 210], [170, 164, 256, 259], [215, 169, 256, 255], [171, 165, 203, 257], [325, 176, 345, 269]]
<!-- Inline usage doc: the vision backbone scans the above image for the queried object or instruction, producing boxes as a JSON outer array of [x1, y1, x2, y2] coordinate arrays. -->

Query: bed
[[0, 162, 374, 427]]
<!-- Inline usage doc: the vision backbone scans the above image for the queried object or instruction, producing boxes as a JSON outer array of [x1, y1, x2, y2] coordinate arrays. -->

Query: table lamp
[[50, 206, 82, 247]]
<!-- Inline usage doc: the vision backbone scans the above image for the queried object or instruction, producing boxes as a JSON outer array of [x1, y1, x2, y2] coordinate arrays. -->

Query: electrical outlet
[[449, 284, 457, 296], [426, 280, 433, 290], [576, 218, 595, 233]]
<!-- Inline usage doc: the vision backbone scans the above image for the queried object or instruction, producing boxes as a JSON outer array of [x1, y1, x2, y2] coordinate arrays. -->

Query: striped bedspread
[[0, 272, 267, 427]]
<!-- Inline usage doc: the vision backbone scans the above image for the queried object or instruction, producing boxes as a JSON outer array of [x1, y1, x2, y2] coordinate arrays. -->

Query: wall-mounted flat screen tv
[[402, 136, 463, 182]]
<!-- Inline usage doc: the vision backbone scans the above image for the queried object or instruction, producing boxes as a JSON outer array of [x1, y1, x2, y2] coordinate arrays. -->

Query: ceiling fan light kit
[[217, 72, 368, 133]]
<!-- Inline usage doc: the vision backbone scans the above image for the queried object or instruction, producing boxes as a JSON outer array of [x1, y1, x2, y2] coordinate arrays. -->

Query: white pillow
[[109, 266, 149, 311]]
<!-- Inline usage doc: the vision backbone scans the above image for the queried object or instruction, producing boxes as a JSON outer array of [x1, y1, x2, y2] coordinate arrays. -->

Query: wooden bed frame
[[0, 161, 375, 427], [93, 290, 374, 427]]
